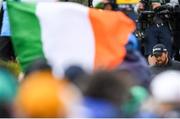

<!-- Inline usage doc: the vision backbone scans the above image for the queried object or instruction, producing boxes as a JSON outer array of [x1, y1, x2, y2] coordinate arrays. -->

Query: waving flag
[[7, 1, 135, 75]]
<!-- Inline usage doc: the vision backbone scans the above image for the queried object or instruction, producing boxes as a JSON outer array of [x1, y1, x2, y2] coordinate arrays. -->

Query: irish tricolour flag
[[7, 1, 135, 75]]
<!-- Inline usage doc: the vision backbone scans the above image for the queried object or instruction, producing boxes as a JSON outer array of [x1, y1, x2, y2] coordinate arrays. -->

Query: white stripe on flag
[[36, 3, 95, 75]]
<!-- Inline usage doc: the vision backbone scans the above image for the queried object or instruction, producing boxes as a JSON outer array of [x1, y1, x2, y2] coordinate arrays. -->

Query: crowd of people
[[1, 44, 180, 117], [0, 0, 180, 118]]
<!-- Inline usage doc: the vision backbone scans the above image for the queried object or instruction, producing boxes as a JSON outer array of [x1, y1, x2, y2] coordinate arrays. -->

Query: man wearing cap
[[150, 44, 180, 76]]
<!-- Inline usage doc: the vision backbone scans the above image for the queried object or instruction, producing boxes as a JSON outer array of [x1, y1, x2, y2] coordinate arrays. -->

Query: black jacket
[[150, 59, 180, 77]]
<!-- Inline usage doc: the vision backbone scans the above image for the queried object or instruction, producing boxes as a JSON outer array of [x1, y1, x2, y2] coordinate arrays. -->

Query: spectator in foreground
[[83, 70, 130, 117], [14, 70, 88, 118], [150, 70, 180, 117], [0, 67, 18, 118]]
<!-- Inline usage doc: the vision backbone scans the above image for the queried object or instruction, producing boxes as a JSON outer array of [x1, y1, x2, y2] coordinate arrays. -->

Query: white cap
[[151, 70, 180, 103]]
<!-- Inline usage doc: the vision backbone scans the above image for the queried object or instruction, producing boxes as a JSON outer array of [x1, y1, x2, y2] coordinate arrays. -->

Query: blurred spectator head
[[83, 70, 131, 117], [0, 67, 18, 117], [64, 65, 86, 82], [24, 58, 51, 77], [85, 70, 129, 105], [64, 65, 89, 94], [113, 68, 136, 87], [151, 70, 180, 103], [14, 70, 86, 117], [150, 70, 180, 117]]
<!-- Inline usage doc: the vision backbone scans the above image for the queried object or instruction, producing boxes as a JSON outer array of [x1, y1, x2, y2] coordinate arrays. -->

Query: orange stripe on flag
[[89, 9, 135, 69]]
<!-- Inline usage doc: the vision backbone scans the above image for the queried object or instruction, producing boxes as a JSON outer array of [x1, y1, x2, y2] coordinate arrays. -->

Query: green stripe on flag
[[7, 1, 44, 71]]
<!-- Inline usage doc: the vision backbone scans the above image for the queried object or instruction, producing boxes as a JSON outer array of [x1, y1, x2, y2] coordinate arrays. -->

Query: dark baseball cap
[[152, 44, 167, 56]]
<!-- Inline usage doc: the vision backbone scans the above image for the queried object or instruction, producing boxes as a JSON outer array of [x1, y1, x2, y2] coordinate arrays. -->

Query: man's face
[[154, 52, 168, 65]]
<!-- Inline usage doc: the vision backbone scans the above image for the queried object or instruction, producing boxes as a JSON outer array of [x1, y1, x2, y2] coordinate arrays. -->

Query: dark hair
[[64, 65, 86, 81], [24, 58, 51, 76], [64, 65, 89, 94], [85, 70, 129, 105]]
